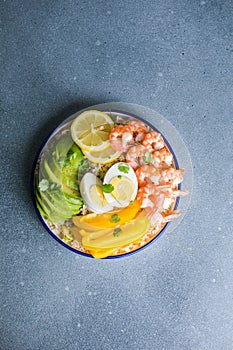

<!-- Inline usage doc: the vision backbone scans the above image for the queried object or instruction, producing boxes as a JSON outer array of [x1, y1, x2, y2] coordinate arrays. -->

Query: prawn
[[126, 145, 173, 172], [109, 121, 148, 152], [137, 184, 166, 209], [137, 183, 188, 209], [159, 167, 185, 186], [127, 121, 148, 142], [125, 145, 148, 170], [136, 165, 185, 187], [145, 208, 181, 226], [152, 147, 173, 168], [142, 131, 165, 151], [135, 165, 160, 187]]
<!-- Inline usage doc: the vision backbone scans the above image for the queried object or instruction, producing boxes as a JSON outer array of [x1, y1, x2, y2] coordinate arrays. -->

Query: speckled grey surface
[[1, 1, 233, 349]]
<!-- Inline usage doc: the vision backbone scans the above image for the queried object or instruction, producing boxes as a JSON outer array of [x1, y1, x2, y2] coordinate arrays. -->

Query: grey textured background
[[1, 1, 232, 349]]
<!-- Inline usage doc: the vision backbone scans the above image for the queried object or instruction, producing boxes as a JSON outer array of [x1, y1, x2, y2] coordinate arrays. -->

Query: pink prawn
[[137, 184, 188, 226], [109, 121, 148, 152], [136, 165, 185, 187], [142, 131, 165, 151], [152, 148, 173, 168], [125, 145, 148, 170], [145, 208, 181, 226], [137, 183, 188, 208]]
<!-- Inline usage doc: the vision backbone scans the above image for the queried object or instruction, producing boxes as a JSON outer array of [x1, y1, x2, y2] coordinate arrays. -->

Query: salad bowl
[[32, 102, 193, 259]]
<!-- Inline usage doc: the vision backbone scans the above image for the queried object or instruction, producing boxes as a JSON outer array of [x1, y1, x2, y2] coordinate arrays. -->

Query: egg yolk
[[90, 185, 108, 207], [109, 176, 135, 202]]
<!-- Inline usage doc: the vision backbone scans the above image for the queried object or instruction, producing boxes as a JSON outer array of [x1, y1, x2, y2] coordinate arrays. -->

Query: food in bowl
[[34, 110, 188, 258]]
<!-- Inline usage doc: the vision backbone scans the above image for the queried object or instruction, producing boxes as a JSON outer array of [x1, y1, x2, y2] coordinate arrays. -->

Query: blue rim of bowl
[[31, 109, 180, 259]]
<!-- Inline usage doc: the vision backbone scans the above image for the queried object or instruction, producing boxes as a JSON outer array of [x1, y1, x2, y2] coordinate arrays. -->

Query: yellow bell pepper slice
[[79, 228, 113, 238], [72, 215, 104, 232], [88, 248, 118, 259], [79, 200, 141, 228], [82, 215, 151, 250]]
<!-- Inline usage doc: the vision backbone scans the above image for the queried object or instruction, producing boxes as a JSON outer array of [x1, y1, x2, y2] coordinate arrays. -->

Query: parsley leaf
[[50, 183, 61, 191], [113, 227, 122, 237], [117, 175, 122, 179], [102, 184, 114, 193], [143, 151, 153, 164], [58, 156, 65, 167], [110, 214, 121, 223], [39, 179, 49, 191], [118, 163, 130, 174]]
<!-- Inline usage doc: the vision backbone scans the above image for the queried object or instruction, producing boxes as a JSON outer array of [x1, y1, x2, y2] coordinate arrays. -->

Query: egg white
[[103, 162, 138, 208], [80, 173, 113, 214]]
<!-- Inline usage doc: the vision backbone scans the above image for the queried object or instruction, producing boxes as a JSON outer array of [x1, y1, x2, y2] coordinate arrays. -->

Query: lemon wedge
[[71, 110, 114, 151], [110, 177, 135, 202], [83, 143, 121, 164]]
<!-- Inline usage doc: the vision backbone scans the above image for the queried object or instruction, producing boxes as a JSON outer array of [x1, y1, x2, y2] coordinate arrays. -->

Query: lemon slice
[[71, 110, 114, 151], [83, 143, 121, 164], [109, 177, 135, 201]]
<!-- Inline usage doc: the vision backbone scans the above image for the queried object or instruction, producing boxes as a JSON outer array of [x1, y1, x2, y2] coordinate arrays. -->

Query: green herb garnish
[[39, 179, 49, 191], [50, 183, 61, 191], [129, 200, 134, 205], [113, 227, 122, 237], [143, 151, 153, 164], [58, 156, 65, 167], [118, 163, 130, 174], [117, 175, 122, 179], [110, 214, 121, 223], [102, 184, 114, 193]]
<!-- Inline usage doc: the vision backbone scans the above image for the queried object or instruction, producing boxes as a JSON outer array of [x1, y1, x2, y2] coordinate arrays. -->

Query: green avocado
[[35, 190, 50, 220], [42, 159, 76, 197], [46, 155, 63, 179], [39, 191, 72, 220], [47, 190, 81, 214], [43, 159, 61, 184], [35, 134, 84, 223]]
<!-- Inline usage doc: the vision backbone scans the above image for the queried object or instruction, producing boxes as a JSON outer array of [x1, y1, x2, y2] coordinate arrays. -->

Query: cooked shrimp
[[109, 125, 131, 152], [137, 183, 188, 209], [109, 121, 148, 152], [159, 168, 185, 186], [145, 208, 181, 226], [137, 184, 165, 209], [125, 145, 148, 170], [126, 121, 148, 142], [136, 165, 185, 187], [136, 165, 160, 187], [152, 148, 173, 168], [142, 131, 165, 151], [126, 145, 173, 172]]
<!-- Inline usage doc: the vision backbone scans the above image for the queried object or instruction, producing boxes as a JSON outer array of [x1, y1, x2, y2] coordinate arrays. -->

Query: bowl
[[32, 102, 193, 259]]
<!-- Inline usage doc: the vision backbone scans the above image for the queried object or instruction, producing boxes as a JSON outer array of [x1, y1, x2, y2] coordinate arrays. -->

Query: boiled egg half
[[80, 173, 113, 214], [103, 162, 138, 208]]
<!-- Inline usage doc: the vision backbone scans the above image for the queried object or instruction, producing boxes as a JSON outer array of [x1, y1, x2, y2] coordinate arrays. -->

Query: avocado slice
[[53, 134, 75, 160], [61, 173, 79, 193], [35, 191, 50, 220], [43, 159, 61, 184], [42, 160, 76, 197], [40, 196, 71, 222], [63, 194, 83, 215], [46, 155, 63, 179], [46, 190, 81, 214], [35, 134, 84, 223], [35, 189, 60, 222], [37, 181, 82, 221], [40, 190, 72, 218], [47, 159, 79, 197]]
